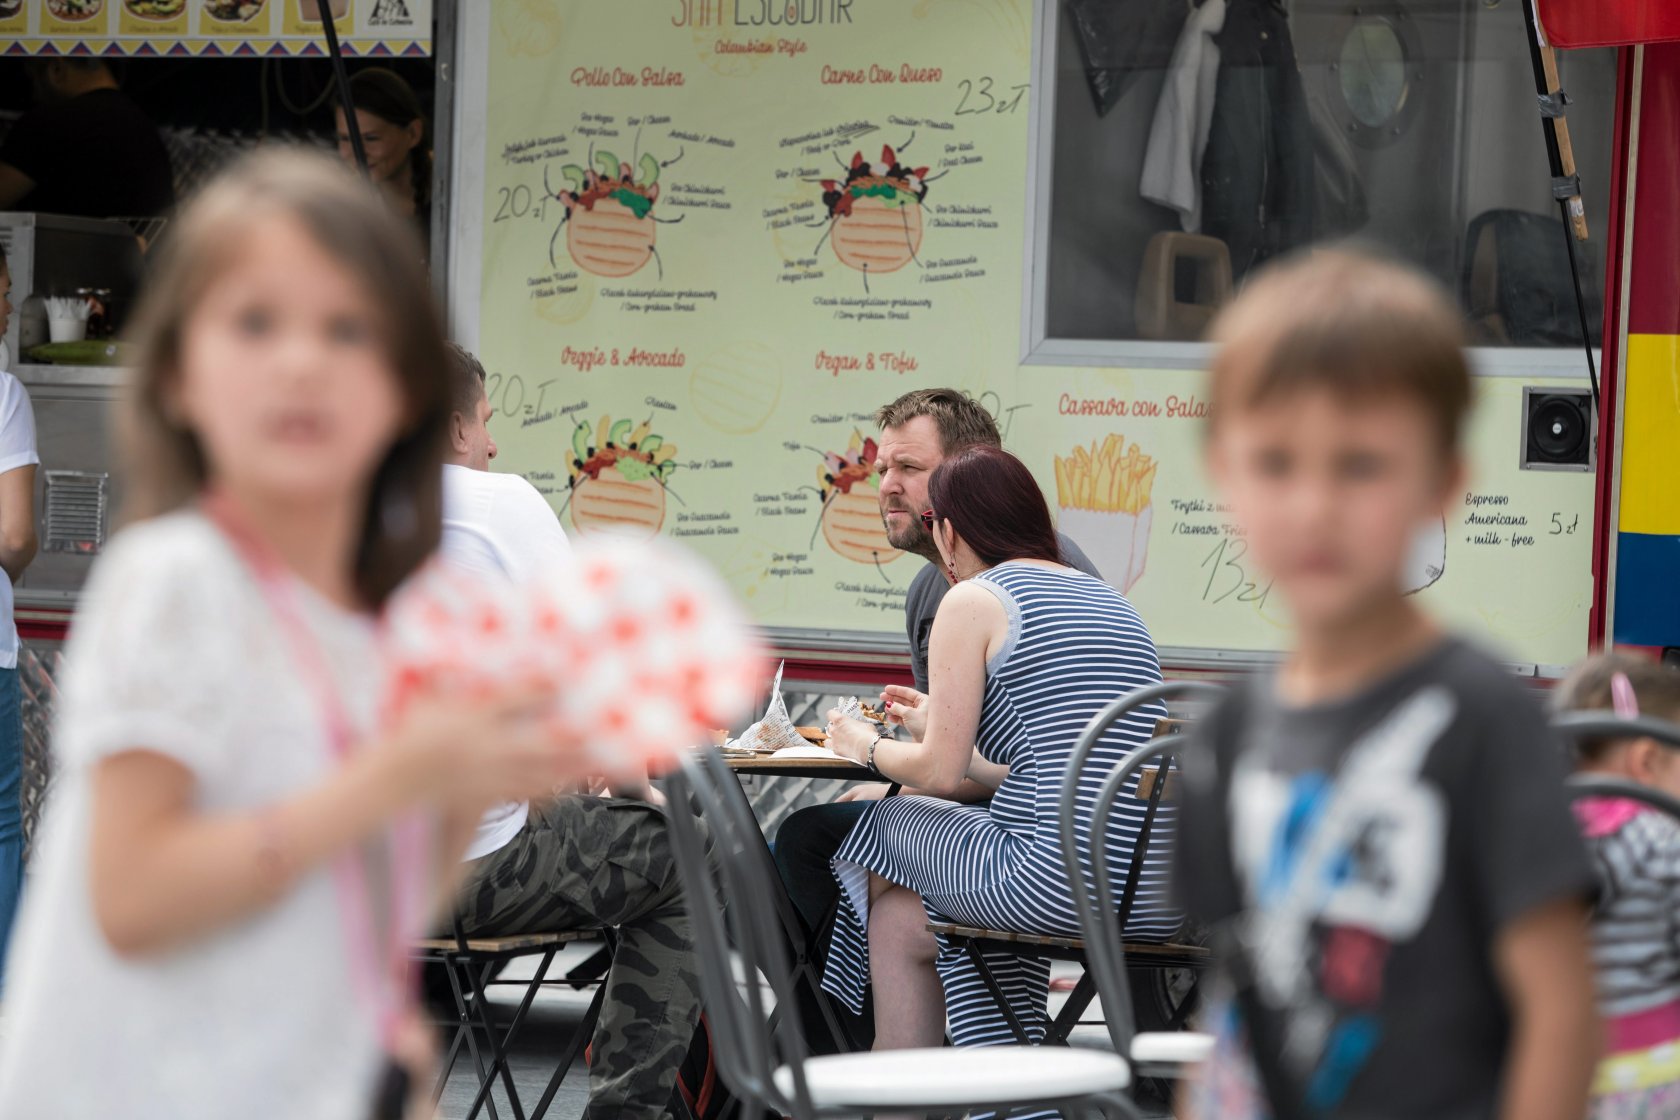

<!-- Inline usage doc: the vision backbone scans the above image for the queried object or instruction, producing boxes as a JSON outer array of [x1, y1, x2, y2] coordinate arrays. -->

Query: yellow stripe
[[1619, 333, 1680, 535]]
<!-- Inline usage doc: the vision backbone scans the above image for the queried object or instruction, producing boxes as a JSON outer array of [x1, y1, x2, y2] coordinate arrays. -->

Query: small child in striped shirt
[[1556, 653, 1680, 1120]]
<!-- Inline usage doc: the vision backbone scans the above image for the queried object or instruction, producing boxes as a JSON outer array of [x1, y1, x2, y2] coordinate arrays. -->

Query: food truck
[[3, 0, 1678, 717]]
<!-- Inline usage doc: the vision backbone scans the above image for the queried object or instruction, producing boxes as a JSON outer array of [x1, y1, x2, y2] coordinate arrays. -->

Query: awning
[[0, 0, 431, 57]]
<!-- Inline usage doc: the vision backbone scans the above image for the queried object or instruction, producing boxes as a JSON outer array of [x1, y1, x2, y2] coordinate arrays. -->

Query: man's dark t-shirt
[[0, 89, 174, 218], [902, 531, 1101, 691], [1175, 638, 1595, 1119]]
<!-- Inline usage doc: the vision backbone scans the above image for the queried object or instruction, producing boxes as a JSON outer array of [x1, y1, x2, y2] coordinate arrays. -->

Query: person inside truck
[[335, 68, 431, 241], [0, 59, 174, 220]]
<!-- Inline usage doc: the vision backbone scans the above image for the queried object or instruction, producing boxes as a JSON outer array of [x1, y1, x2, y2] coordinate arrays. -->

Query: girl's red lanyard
[[203, 491, 427, 1050]]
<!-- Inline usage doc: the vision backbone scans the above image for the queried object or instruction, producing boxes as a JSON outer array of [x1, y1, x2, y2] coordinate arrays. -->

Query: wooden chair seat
[[925, 921, 1210, 964], [413, 929, 595, 956]]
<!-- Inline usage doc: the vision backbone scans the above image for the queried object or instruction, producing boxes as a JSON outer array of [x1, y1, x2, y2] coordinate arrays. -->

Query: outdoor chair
[[928, 683, 1223, 1050], [665, 746, 1142, 1119]]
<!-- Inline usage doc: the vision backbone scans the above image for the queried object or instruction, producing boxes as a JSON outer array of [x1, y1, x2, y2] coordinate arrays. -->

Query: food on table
[[124, 0, 185, 17], [817, 430, 902, 565], [796, 726, 830, 744], [46, 0, 104, 19], [1054, 434, 1158, 595], [204, 0, 264, 20], [821, 145, 929, 274], [553, 150, 666, 278], [568, 415, 677, 539]]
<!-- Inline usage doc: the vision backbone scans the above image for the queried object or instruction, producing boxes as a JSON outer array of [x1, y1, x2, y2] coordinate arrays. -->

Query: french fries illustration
[[817, 430, 903, 565], [568, 416, 677, 539], [1054, 435, 1158, 594]]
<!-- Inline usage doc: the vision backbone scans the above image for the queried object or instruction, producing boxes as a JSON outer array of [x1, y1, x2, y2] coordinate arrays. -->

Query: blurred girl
[[335, 68, 431, 237], [1556, 652, 1680, 1120], [0, 149, 580, 1118]]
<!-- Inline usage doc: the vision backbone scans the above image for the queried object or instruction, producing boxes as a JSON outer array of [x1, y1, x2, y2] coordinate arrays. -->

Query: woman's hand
[[825, 709, 881, 767], [880, 685, 930, 741], [385, 682, 589, 812]]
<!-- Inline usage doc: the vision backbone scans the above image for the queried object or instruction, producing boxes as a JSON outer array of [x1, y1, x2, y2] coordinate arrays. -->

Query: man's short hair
[[443, 342, 488, 416], [1208, 247, 1473, 451], [874, 388, 1002, 455]]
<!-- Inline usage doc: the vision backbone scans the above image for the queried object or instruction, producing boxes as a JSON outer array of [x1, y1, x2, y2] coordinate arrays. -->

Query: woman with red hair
[[820, 446, 1173, 1117]]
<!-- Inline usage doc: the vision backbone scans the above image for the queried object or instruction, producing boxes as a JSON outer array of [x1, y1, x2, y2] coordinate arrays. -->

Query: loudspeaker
[[1521, 387, 1594, 471]]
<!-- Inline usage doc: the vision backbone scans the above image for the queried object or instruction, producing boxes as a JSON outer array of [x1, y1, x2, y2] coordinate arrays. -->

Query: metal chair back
[[1058, 681, 1226, 1059], [1554, 710, 1680, 822], [665, 748, 818, 1118]]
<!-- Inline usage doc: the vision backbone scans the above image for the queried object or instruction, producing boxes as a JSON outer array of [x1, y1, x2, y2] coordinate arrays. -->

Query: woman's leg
[[869, 882, 946, 1050]]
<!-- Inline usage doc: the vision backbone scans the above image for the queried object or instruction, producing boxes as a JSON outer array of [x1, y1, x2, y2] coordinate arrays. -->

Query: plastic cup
[[47, 317, 86, 344]]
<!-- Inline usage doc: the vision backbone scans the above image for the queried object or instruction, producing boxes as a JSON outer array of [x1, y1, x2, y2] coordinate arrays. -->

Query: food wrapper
[[732, 662, 808, 754], [381, 536, 767, 776]]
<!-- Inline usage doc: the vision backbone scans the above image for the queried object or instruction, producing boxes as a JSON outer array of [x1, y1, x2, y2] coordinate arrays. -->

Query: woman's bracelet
[[866, 731, 884, 773]]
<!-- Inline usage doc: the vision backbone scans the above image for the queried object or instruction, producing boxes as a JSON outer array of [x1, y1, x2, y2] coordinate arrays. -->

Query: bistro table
[[711, 749, 887, 1053]]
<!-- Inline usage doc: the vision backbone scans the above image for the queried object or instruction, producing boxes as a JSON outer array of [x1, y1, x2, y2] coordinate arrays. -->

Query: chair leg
[[430, 959, 471, 1107], [1044, 971, 1098, 1046], [444, 955, 507, 1120], [458, 952, 530, 1120], [528, 970, 610, 1120], [962, 940, 1036, 1046]]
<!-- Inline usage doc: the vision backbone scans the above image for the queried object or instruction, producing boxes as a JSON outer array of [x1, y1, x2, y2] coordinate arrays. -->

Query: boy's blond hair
[[1207, 247, 1473, 451]]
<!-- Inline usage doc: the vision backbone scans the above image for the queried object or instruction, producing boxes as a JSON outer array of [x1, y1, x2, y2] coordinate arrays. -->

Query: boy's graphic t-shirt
[[1176, 638, 1596, 1120]]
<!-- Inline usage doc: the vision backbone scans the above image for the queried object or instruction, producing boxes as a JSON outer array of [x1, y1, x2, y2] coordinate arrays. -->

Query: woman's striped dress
[[822, 563, 1179, 1114]]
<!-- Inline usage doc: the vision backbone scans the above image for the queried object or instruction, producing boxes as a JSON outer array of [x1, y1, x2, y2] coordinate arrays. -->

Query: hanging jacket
[[1139, 0, 1229, 232], [1199, 0, 1316, 279]]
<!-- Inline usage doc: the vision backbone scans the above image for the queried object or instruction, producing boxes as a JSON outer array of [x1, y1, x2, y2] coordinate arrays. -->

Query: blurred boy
[[1177, 250, 1600, 1120]]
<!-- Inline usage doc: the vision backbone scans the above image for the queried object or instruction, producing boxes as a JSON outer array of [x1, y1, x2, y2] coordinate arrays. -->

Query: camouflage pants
[[459, 796, 699, 1120]]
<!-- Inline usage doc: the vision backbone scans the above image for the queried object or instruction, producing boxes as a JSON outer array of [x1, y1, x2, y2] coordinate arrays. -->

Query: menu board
[[0, 0, 431, 56], [471, 0, 1594, 670]]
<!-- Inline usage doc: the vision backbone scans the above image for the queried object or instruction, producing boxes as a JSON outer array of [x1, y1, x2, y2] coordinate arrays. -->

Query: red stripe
[[1628, 43, 1680, 336], [1590, 47, 1639, 647]]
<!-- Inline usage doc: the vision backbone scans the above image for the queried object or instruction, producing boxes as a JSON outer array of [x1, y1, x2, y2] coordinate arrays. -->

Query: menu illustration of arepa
[[1054, 435, 1157, 595], [820, 145, 930, 275], [816, 431, 902, 565], [568, 416, 677, 539], [551, 150, 676, 278]]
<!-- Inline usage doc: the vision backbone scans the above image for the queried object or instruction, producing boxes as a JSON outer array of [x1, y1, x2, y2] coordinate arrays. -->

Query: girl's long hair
[[119, 146, 450, 609]]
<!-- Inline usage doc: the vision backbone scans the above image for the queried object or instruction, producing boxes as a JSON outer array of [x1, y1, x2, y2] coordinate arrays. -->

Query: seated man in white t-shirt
[[437, 343, 699, 1120]]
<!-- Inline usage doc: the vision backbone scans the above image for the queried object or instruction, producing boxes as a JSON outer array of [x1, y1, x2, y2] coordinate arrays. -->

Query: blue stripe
[[1614, 531, 1680, 647]]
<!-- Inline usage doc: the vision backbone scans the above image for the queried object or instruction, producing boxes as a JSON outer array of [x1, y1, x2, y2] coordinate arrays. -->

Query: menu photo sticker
[[0, 0, 25, 32], [281, 0, 346, 34], [365, 0, 412, 28], [119, 0, 187, 33], [1055, 434, 1159, 595], [201, 0, 270, 33], [42, 0, 112, 35]]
